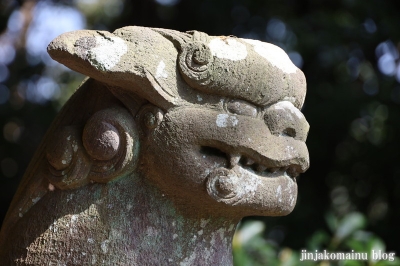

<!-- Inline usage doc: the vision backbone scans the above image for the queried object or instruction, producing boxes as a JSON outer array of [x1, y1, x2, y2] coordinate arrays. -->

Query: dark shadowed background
[[1, 0, 400, 265]]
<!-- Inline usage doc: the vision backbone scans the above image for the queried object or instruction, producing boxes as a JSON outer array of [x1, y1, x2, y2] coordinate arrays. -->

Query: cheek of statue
[[142, 106, 309, 216]]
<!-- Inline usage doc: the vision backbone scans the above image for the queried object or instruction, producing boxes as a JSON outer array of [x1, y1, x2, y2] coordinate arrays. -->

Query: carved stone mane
[[0, 26, 309, 265]]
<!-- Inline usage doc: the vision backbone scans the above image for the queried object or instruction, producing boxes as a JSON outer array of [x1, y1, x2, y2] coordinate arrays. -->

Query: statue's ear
[[136, 104, 164, 135], [2, 79, 141, 233], [46, 106, 140, 189]]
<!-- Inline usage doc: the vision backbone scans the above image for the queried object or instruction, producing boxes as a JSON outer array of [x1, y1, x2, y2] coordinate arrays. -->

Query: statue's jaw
[[206, 165, 298, 216], [199, 145, 302, 216]]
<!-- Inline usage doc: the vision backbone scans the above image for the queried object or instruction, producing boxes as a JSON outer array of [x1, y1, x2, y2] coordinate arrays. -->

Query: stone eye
[[226, 99, 258, 117]]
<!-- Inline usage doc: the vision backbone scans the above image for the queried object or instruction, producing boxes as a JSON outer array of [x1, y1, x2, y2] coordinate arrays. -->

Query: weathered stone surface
[[0, 26, 309, 265]]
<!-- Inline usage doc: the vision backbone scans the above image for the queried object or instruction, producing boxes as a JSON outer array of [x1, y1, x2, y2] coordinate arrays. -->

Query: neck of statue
[[4, 173, 239, 265]]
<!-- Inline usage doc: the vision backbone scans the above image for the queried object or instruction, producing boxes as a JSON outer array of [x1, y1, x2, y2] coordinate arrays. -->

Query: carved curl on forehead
[[179, 41, 213, 87], [153, 28, 306, 108]]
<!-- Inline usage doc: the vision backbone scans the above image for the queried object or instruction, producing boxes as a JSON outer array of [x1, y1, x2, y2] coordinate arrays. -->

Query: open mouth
[[199, 146, 301, 179]]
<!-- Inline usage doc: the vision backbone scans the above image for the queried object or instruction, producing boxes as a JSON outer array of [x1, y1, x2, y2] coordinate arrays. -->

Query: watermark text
[[300, 250, 395, 262]]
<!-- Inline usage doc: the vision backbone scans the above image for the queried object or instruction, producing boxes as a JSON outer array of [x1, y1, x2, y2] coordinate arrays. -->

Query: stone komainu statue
[[0, 27, 309, 265]]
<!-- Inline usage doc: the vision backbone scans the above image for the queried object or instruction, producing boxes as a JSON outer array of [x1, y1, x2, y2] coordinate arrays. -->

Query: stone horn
[[47, 27, 184, 110]]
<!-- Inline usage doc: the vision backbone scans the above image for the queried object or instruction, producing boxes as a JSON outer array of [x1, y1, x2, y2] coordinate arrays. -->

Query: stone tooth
[[287, 166, 299, 178], [268, 167, 279, 173], [229, 154, 241, 167], [257, 165, 267, 172], [281, 166, 289, 172], [244, 158, 255, 166]]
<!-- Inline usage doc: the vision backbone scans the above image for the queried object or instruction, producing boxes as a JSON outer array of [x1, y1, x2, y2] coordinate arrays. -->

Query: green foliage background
[[1, 0, 400, 265]]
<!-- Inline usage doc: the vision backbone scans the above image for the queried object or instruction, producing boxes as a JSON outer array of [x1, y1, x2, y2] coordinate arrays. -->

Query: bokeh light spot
[[288, 51, 303, 68], [266, 18, 286, 41], [378, 54, 396, 76], [0, 43, 16, 65], [363, 18, 377, 34], [26, 2, 86, 66], [1, 158, 18, 178], [3, 121, 23, 143], [7, 10, 24, 33], [0, 64, 9, 83], [0, 85, 10, 104], [155, 0, 180, 6]]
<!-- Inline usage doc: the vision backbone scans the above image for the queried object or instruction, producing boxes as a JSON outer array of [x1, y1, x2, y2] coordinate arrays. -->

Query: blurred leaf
[[344, 230, 373, 252], [342, 260, 366, 266], [374, 257, 400, 266], [325, 211, 339, 233], [233, 221, 265, 248], [279, 248, 302, 266], [307, 230, 330, 250], [368, 237, 386, 255], [334, 212, 367, 242]]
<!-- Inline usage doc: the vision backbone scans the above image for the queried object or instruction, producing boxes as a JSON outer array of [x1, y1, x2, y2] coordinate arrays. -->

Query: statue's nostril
[[283, 127, 296, 138], [264, 101, 308, 141]]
